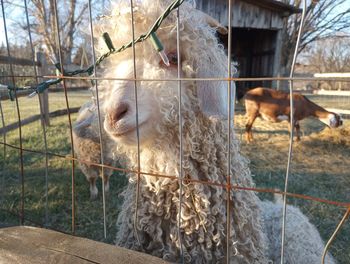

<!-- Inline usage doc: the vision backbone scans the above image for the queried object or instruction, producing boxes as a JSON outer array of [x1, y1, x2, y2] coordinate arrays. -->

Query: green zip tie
[[150, 32, 164, 52], [4, 0, 185, 100], [103, 32, 115, 51]]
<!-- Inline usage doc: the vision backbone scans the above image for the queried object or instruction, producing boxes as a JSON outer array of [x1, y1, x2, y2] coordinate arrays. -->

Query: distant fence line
[[0, 107, 80, 135], [1, 54, 349, 121], [0, 52, 50, 125], [0, 55, 41, 67], [313, 89, 350, 116], [314, 73, 350, 78], [313, 90, 350, 96], [0, 52, 92, 127], [325, 108, 350, 116]]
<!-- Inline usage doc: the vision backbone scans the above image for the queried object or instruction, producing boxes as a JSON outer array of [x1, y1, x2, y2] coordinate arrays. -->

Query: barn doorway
[[220, 28, 278, 99]]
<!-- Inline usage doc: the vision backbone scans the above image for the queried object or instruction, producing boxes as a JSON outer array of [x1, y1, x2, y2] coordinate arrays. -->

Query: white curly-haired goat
[[74, 0, 335, 263]]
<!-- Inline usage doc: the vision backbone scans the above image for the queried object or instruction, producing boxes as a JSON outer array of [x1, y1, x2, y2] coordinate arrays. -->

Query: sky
[[1, 0, 350, 47]]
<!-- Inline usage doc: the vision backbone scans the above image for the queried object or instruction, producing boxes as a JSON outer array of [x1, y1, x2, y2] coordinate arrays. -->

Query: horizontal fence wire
[[0, 141, 349, 209], [0, 0, 349, 263], [2, 75, 350, 82], [0, 0, 186, 97]]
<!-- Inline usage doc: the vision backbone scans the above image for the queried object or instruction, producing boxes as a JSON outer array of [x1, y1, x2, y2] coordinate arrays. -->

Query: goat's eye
[[167, 52, 178, 65]]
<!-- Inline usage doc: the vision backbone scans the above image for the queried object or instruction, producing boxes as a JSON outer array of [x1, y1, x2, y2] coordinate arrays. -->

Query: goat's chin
[[106, 122, 158, 147]]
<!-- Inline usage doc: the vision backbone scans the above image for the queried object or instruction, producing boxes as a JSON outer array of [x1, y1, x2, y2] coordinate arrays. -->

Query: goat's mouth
[[105, 121, 146, 138], [330, 119, 343, 128]]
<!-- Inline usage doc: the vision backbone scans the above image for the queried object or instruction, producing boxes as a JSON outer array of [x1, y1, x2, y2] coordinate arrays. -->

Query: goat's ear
[[74, 113, 94, 130], [197, 10, 228, 35], [196, 79, 235, 118]]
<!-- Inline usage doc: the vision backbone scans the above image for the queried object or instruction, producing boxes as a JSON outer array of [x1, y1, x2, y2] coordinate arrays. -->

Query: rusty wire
[[0, 140, 349, 210], [0, 0, 349, 263], [0, 92, 5, 205], [3, 74, 350, 83], [129, 0, 143, 248], [176, 6, 185, 263], [52, 0, 76, 234], [23, 0, 50, 227], [226, 0, 234, 263], [88, 0, 107, 238], [1, 0, 25, 225], [280, 0, 307, 263]]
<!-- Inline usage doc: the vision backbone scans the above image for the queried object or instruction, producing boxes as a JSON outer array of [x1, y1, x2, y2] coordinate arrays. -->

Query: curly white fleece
[[90, 0, 336, 263]]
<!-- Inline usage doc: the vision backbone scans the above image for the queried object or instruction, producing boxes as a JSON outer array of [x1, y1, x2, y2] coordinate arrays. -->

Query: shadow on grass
[[0, 161, 128, 244]]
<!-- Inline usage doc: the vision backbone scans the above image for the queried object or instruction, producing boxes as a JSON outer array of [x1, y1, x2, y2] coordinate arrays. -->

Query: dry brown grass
[[1, 95, 348, 262]]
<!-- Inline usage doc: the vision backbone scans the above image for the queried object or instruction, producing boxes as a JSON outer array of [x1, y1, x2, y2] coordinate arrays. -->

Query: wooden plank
[[243, 0, 301, 14], [0, 107, 80, 134], [234, 1, 278, 29], [0, 226, 168, 264], [0, 55, 41, 67], [271, 13, 283, 29]]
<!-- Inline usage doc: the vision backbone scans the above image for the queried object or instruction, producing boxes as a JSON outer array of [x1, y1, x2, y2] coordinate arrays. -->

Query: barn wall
[[197, 0, 289, 95], [197, 0, 284, 29]]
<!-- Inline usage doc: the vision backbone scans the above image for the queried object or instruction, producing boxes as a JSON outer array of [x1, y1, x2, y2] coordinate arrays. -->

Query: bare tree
[[306, 36, 350, 90], [280, 0, 350, 76], [28, 0, 88, 64], [2, 0, 109, 65]]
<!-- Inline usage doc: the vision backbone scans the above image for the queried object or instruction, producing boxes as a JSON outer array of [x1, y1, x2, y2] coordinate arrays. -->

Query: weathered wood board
[[0, 226, 169, 264], [198, 0, 286, 29]]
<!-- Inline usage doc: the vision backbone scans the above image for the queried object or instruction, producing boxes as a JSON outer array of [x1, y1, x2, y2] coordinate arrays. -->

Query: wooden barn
[[197, 0, 300, 97]]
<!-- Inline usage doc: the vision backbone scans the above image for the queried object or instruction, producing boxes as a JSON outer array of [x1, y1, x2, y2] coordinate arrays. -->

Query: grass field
[[0, 91, 349, 262]]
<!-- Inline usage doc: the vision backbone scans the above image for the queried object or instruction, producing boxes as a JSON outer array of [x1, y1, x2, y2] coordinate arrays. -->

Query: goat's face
[[98, 1, 231, 146], [103, 59, 179, 146], [329, 113, 343, 128]]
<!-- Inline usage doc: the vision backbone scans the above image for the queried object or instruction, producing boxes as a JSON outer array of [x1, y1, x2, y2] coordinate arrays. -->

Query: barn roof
[[243, 0, 301, 16]]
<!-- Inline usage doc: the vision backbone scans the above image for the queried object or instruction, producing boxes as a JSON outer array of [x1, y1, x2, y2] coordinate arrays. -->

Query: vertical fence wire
[[0, 0, 348, 262], [0, 7, 6, 206], [0, 95, 6, 205], [229, 2, 236, 126], [280, 1, 307, 263], [87, 0, 107, 239], [322, 207, 350, 264], [52, 0, 76, 234], [1, 0, 25, 225], [23, 0, 50, 227], [226, 0, 233, 263], [130, 0, 142, 247], [176, 7, 184, 263]]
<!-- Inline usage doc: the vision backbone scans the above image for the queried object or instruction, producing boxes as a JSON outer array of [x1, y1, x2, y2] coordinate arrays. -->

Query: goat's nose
[[109, 103, 129, 123]]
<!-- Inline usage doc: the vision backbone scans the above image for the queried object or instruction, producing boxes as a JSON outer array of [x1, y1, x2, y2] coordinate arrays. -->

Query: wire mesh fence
[[0, 0, 349, 263]]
